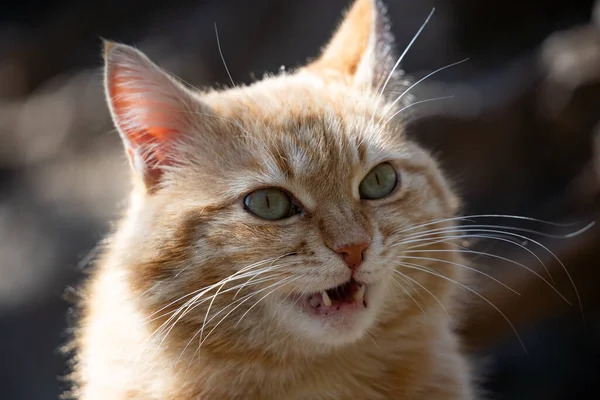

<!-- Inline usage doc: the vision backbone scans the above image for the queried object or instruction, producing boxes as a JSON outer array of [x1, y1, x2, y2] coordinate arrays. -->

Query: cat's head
[[105, 0, 460, 356]]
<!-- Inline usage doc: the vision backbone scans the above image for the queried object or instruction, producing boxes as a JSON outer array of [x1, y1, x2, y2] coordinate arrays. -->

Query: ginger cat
[[68, 0, 476, 398]]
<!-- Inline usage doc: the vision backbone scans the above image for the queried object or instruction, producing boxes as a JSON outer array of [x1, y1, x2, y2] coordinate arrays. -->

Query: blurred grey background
[[1, 0, 600, 399]]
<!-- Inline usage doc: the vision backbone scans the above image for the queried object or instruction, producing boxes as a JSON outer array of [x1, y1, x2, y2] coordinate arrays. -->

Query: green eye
[[359, 163, 398, 200], [244, 188, 299, 220]]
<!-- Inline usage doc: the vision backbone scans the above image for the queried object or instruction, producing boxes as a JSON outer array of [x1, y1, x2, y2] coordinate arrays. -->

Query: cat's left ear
[[307, 0, 397, 92], [104, 41, 205, 191]]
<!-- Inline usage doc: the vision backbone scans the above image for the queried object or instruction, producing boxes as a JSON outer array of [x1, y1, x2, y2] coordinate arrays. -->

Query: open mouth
[[303, 278, 367, 315]]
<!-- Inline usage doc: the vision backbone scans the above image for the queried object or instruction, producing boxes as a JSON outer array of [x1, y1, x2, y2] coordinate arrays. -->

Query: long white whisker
[[396, 261, 527, 354], [156, 261, 281, 333], [180, 276, 296, 373], [390, 275, 426, 315], [382, 96, 455, 126], [367, 8, 435, 131], [232, 263, 287, 300], [176, 275, 283, 365], [145, 259, 283, 322], [398, 254, 520, 295], [393, 214, 590, 235], [392, 270, 450, 318], [396, 226, 582, 314], [379, 59, 468, 125], [199, 254, 291, 343], [149, 272, 286, 359], [146, 273, 287, 325], [152, 257, 288, 348], [235, 276, 301, 328], [199, 277, 298, 351], [403, 232, 555, 284], [214, 23, 235, 87], [401, 223, 594, 241]]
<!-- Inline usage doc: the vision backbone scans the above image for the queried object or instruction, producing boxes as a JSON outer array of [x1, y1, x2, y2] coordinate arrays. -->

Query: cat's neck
[[156, 319, 438, 399]]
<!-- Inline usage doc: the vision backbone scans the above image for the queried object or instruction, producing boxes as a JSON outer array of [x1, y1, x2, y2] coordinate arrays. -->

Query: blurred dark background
[[1, 0, 600, 399]]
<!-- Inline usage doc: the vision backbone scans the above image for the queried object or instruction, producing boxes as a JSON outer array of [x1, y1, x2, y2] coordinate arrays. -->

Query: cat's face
[[105, 0, 460, 355]]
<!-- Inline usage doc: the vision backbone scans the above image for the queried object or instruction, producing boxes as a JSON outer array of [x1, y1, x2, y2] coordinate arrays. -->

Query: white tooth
[[322, 291, 332, 307], [353, 285, 366, 302]]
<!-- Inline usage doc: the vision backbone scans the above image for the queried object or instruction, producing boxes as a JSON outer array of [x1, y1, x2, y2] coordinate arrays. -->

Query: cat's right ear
[[104, 41, 203, 191], [307, 0, 398, 93]]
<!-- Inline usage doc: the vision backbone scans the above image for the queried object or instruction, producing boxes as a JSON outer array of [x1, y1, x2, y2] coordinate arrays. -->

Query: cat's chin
[[273, 279, 385, 347]]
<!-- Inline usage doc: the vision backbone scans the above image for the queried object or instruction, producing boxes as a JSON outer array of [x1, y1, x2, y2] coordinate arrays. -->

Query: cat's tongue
[[307, 279, 367, 314]]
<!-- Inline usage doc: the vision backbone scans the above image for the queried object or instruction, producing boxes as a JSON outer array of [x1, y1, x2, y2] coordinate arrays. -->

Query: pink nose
[[334, 241, 370, 270]]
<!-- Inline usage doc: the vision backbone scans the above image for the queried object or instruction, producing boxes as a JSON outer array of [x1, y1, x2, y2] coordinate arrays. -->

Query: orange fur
[[309, 0, 374, 76], [68, 0, 476, 398]]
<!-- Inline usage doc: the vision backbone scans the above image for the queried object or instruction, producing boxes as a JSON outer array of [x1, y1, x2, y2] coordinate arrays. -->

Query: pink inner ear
[[108, 66, 181, 186]]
